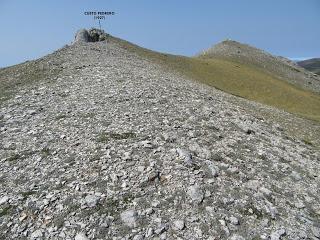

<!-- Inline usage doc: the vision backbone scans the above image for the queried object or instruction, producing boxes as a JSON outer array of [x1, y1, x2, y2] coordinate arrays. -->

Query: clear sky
[[0, 0, 319, 68]]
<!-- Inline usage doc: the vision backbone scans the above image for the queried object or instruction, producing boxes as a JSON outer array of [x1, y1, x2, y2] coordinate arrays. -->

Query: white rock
[[270, 228, 286, 240], [176, 148, 193, 165], [160, 232, 167, 239], [172, 220, 185, 231], [133, 234, 144, 240], [85, 194, 100, 208], [75, 232, 89, 240], [155, 225, 166, 234], [198, 147, 212, 159], [145, 227, 154, 237], [206, 161, 219, 177], [230, 234, 245, 240], [259, 187, 272, 197], [122, 151, 132, 161], [151, 200, 160, 207], [30, 230, 43, 239], [187, 185, 204, 204], [0, 196, 9, 205], [291, 171, 302, 180], [245, 180, 260, 191], [229, 216, 240, 225], [294, 200, 305, 209], [311, 226, 320, 238], [145, 208, 154, 215], [120, 209, 138, 227]]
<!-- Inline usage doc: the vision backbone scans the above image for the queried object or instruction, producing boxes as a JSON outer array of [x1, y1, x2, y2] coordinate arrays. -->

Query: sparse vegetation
[[0, 59, 62, 105], [97, 132, 136, 143], [122, 193, 134, 204], [41, 147, 51, 157], [21, 190, 36, 199], [110, 36, 320, 123], [302, 138, 313, 146], [0, 206, 12, 217], [55, 114, 67, 120], [240, 203, 264, 219], [7, 154, 20, 162]]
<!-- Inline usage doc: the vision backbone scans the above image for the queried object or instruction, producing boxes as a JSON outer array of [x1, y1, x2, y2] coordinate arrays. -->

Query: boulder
[[74, 29, 90, 43], [73, 28, 108, 44]]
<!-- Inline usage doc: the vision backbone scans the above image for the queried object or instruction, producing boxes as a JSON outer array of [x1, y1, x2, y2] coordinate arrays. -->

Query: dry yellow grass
[[111, 36, 320, 122]]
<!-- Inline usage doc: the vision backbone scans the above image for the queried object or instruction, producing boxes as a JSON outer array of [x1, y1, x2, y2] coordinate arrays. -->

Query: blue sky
[[0, 0, 319, 68]]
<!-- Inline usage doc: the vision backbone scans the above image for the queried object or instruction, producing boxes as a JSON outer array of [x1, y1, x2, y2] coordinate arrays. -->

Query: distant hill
[[198, 40, 320, 93], [297, 58, 320, 75], [110, 37, 320, 122]]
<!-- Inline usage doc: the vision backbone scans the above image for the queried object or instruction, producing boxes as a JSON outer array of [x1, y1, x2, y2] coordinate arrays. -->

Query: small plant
[[240, 203, 263, 219], [21, 190, 36, 200], [302, 138, 313, 146], [0, 206, 12, 217], [122, 193, 134, 204], [41, 147, 50, 156], [55, 114, 67, 120], [97, 132, 136, 143], [7, 154, 20, 162], [67, 203, 81, 213]]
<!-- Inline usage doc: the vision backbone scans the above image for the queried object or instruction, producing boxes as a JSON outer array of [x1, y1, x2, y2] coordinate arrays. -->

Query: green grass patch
[[7, 154, 21, 162], [41, 147, 51, 157], [21, 190, 36, 199], [302, 138, 313, 146], [0, 205, 12, 217]]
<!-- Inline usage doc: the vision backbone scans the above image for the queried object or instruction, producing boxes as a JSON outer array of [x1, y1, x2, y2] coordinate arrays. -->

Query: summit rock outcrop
[[73, 28, 108, 44]]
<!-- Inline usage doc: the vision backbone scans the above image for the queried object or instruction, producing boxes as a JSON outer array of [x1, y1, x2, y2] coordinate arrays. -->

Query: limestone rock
[[120, 210, 138, 228], [74, 29, 89, 43], [172, 220, 185, 231], [75, 233, 89, 240], [84, 194, 100, 208], [187, 185, 204, 204]]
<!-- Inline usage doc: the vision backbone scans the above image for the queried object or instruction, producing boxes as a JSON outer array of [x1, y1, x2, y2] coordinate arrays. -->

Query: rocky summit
[[0, 29, 320, 240]]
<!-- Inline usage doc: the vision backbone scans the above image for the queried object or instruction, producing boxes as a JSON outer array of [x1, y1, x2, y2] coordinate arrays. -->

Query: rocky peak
[[73, 28, 108, 44]]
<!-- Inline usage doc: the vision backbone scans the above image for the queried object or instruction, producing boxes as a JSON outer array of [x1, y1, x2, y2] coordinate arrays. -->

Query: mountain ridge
[[298, 58, 320, 75], [0, 29, 319, 239], [198, 39, 320, 94], [103, 35, 320, 122]]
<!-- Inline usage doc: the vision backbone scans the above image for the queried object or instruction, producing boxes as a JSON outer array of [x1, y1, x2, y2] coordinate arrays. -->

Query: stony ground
[[0, 37, 320, 240]]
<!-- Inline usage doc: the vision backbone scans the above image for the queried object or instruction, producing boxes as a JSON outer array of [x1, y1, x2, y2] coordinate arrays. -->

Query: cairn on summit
[[73, 28, 108, 44]]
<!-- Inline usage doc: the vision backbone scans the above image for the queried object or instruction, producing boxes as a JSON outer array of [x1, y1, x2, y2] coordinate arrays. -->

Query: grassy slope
[[111, 36, 320, 122], [298, 58, 320, 75], [0, 58, 62, 105]]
